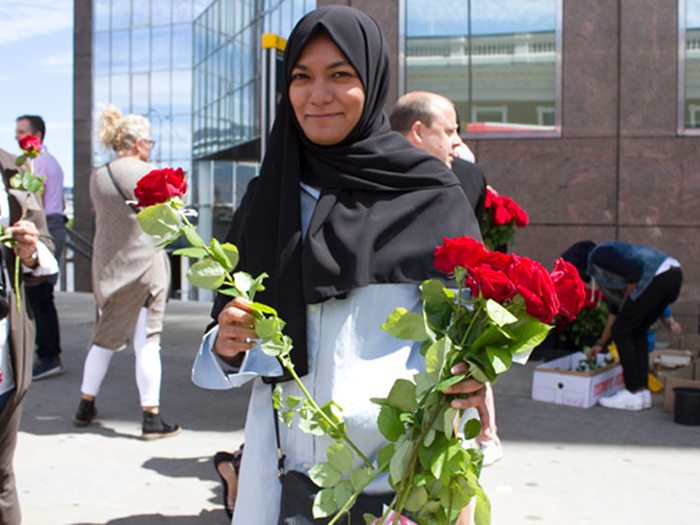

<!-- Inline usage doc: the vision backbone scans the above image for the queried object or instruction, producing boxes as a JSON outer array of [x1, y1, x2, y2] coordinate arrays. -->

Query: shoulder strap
[[272, 384, 287, 479], [105, 162, 139, 214]]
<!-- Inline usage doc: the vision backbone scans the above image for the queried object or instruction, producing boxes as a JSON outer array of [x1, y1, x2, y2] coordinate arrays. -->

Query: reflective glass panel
[[131, 28, 150, 71], [151, 26, 172, 70], [111, 0, 131, 30], [683, 1, 700, 129], [405, 0, 560, 137], [110, 74, 130, 111], [132, 1, 150, 26], [152, 0, 172, 26], [172, 69, 193, 113], [151, 70, 171, 114], [173, 1, 193, 23], [173, 24, 193, 68], [94, 0, 111, 31], [110, 30, 130, 73], [94, 32, 111, 75], [131, 73, 150, 114], [94, 75, 110, 108], [171, 114, 193, 159]]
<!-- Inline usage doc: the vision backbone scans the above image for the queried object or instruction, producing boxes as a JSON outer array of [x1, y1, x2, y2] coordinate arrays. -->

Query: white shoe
[[598, 389, 644, 411], [642, 389, 652, 409], [479, 438, 504, 466]]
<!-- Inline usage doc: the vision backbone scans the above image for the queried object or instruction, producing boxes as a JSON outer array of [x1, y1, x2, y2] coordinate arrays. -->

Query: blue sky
[[0, 0, 74, 187]]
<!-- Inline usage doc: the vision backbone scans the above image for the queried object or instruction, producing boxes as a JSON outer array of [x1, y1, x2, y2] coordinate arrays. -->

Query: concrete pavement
[[15, 292, 700, 524]]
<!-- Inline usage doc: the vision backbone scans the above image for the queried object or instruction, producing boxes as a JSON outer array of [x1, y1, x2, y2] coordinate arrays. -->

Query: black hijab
[[213, 6, 480, 378]]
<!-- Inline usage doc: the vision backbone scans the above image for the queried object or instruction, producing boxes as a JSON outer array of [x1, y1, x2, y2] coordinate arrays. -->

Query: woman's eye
[[290, 72, 308, 81], [332, 70, 353, 78]]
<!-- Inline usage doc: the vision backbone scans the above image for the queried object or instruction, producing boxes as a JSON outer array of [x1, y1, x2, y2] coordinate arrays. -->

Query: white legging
[[80, 307, 162, 407]]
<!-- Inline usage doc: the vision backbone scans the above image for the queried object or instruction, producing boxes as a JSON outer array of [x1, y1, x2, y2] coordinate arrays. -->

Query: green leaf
[[217, 287, 241, 298], [136, 203, 181, 240], [172, 247, 207, 258], [389, 437, 412, 484], [377, 405, 403, 442], [350, 467, 372, 492], [404, 486, 428, 513], [183, 224, 205, 248], [260, 334, 292, 358], [485, 298, 518, 326], [376, 443, 395, 469], [467, 360, 493, 384], [485, 346, 513, 375], [428, 436, 451, 480], [381, 307, 428, 342], [255, 317, 285, 340], [434, 373, 466, 393], [248, 272, 268, 301], [386, 379, 418, 413], [298, 413, 324, 436], [502, 316, 552, 354], [312, 488, 338, 518], [210, 238, 234, 271], [332, 480, 354, 509], [220, 242, 239, 271], [463, 418, 481, 440], [420, 278, 454, 305], [473, 486, 492, 525], [327, 443, 354, 472], [309, 462, 342, 488], [249, 302, 277, 316], [443, 407, 457, 438], [233, 272, 254, 295], [186, 259, 226, 289], [423, 427, 436, 447], [414, 372, 437, 399], [425, 338, 448, 376]]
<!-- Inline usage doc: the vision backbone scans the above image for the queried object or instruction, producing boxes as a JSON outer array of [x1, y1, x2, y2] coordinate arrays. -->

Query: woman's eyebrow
[[291, 60, 351, 71]]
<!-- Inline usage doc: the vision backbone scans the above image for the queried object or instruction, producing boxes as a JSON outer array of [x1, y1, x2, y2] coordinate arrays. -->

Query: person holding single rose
[[74, 106, 180, 439], [192, 6, 485, 524]]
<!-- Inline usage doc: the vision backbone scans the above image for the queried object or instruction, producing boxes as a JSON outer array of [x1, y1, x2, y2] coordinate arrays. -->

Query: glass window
[[94, 32, 111, 75], [132, 1, 150, 26], [131, 28, 150, 71], [681, 0, 700, 132], [152, 26, 172, 70], [110, 74, 130, 111], [94, 0, 111, 31], [214, 161, 234, 205], [171, 114, 193, 159], [234, 163, 257, 207], [172, 24, 193, 68], [151, 70, 171, 114], [404, 0, 561, 138], [152, 0, 172, 26], [131, 73, 150, 115], [110, 30, 130, 73], [111, 0, 131, 30], [94, 75, 110, 108], [172, 69, 193, 113], [152, 116, 171, 162], [173, 1, 193, 23]]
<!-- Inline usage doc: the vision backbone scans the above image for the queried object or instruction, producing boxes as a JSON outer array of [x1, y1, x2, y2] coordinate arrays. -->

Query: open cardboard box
[[662, 361, 700, 412], [650, 348, 699, 385], [532, 352, 623, 409]]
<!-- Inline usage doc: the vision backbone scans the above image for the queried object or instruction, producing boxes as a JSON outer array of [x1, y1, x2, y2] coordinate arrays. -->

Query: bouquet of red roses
[[481, 186, 528, 251], [134, 168, 587, 525]]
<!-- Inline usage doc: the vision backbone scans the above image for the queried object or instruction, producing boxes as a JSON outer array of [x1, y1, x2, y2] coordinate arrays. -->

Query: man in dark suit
[[0, 147, 57, 525], [390, 92, 503, 467]]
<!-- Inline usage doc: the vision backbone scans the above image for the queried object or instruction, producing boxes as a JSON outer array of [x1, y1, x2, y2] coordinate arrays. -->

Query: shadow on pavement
[[74, 508, 225, 524]]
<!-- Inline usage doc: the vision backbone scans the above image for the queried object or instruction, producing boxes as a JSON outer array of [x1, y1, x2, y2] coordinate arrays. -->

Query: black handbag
[[273, 390, 393, 525]]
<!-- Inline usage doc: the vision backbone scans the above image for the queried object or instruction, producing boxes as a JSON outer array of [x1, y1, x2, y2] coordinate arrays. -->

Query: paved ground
[[15, 292, 700, 525]]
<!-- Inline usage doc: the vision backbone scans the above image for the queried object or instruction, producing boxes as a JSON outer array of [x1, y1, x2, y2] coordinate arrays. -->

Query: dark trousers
[[26, 214, 65, 361], [612, 267, 682, 391], [0, 391, 24, 525]]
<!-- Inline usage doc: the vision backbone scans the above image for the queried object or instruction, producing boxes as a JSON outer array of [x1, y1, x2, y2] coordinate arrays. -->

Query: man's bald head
[[390, 91, 461, 167]]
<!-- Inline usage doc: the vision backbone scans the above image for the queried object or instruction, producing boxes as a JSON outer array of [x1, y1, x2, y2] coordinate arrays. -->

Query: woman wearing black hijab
[[193, 6, 484, 523]]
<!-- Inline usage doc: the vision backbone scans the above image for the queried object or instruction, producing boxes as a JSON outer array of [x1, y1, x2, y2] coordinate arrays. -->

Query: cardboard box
[[531, 352, 624, 409], [650, 348, 699, 385], [662, 361, 700, 413]]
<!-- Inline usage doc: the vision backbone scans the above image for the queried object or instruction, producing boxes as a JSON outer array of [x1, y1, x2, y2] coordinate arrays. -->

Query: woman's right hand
[[213, 298, 258, 362]]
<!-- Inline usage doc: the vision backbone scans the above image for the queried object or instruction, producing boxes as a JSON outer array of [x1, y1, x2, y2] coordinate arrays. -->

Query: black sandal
[[213, 450, 240, 519]]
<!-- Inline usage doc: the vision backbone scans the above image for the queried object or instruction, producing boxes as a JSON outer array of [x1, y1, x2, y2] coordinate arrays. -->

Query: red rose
[[550, 258, 586, 321], [468, 264, 517, 302], [434, 236, 490, 275], [491, 202, 513, 225], [483, 250, 512, 271], [18, 135, 42, 157], [582, 285, 603, 309], [134, 167, 188, 207], [484, 187, 500, 209], [506, 255, 560, 323], [501, 196, 529, 227]]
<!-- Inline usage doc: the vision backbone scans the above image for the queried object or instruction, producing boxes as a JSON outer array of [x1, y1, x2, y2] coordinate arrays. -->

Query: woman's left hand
[[7, 220, 39, 268], [442, 362, 489, 430]]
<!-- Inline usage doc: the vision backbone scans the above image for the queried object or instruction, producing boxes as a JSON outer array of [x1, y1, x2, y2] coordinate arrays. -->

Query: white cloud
[[40, 51, 74, 72], [0, 0, 73, 45]]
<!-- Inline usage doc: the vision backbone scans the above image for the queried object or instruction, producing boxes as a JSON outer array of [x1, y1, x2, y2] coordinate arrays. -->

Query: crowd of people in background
[[0, 5, 687, 525]]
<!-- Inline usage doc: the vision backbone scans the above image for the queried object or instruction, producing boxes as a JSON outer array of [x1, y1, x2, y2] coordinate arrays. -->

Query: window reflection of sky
[[407, 0, 556, 36]]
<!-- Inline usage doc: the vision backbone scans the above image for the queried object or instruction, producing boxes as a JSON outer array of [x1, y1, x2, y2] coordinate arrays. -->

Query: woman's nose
[[309, 78, 333, 105]]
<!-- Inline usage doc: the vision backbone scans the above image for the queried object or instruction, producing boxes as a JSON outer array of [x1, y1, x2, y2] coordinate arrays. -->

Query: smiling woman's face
[[289, 32, 366, 146]]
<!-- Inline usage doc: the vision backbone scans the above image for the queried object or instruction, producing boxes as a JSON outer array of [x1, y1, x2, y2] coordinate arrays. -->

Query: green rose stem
[[157, 207, 374, 470]]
